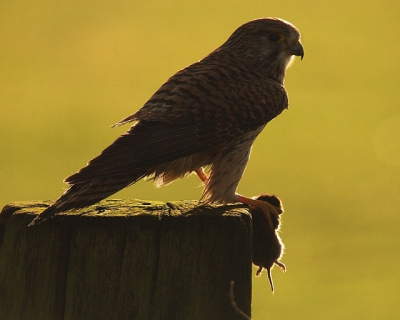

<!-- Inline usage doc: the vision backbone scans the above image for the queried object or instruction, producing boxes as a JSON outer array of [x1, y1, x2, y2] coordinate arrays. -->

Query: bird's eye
[[268, 33, 282, 42]]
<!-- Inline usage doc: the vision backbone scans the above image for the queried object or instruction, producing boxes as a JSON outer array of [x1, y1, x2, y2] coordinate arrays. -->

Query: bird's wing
[[116, 60, 288, 133], [65, 121, 203, 183], [66, 64, 288, 184]]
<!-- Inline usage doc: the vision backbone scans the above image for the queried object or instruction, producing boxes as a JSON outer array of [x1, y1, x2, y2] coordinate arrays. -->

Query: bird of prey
[[29, 17, 303, 226]]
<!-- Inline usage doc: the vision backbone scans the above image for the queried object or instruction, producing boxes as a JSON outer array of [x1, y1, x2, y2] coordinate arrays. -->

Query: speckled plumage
[[30, 17, 303, 226]]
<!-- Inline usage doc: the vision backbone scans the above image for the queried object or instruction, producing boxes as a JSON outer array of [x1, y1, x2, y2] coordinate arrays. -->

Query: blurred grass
[[1, 0, 399, 319]]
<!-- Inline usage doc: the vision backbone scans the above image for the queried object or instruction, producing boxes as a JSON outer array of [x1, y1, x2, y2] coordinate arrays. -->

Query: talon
[[235, 194, 280, 228]]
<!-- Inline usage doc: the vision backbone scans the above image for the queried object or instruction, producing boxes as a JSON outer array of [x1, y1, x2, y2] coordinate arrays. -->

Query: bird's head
[[223, 18, 304, 83]]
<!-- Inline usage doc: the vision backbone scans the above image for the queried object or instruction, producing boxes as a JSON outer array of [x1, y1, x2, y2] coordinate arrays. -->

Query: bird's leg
[[235, 194, 281, 228], [195, 169, 279, 228], [195, 168, 208, 183]]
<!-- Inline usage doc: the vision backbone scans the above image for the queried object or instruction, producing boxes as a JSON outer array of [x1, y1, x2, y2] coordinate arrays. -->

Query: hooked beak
[[289, 41, 304, 60]]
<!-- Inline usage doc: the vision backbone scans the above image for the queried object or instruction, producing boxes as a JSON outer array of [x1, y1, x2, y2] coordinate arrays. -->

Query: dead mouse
[[249, 193, 286, 292]]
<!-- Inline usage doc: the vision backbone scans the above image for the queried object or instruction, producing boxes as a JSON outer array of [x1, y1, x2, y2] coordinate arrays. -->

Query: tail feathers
[[29, 177, 137, 226]]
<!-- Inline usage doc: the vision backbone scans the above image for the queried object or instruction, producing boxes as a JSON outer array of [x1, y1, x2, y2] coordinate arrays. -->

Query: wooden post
[[0, 199, 252, 320]]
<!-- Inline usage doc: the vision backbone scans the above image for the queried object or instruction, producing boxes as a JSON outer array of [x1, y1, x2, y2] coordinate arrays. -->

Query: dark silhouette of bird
[[29, 17, 303, 226]]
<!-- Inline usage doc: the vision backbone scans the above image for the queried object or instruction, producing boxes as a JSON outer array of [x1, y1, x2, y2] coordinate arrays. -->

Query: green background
[[1, 1, 399, 319]]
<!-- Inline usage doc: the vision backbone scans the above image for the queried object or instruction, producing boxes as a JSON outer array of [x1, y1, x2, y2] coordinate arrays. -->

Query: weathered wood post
[[0, 199, 252, 320]]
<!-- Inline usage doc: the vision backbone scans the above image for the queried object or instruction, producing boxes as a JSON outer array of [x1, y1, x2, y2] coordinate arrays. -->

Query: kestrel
[[30, 17, 303, 226]]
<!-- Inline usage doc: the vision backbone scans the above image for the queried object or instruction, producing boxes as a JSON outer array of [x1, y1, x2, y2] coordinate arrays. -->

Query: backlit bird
[[29, 17, 303, 226]]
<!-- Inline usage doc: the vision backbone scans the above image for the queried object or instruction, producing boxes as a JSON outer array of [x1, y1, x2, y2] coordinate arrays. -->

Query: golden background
[[1, 1, 399, 318]]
